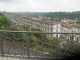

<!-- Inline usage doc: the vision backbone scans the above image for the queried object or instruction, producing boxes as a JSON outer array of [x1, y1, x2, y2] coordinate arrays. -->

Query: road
[[0, 43, 53, 59]]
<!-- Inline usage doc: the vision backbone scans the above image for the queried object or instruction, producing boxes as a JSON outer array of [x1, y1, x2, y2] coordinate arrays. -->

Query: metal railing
[[0, 30, 80, 59]]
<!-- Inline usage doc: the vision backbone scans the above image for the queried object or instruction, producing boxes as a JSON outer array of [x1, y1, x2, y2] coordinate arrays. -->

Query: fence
[[0, 30, 80, 59]]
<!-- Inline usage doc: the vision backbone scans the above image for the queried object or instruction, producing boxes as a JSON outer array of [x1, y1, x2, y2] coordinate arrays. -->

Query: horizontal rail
[[0, 30, 80, 34], [0, 30, 80, 59]]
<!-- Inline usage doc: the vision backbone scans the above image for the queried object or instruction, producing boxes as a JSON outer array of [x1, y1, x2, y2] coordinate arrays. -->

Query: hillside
[[14, 11, 80, 20]]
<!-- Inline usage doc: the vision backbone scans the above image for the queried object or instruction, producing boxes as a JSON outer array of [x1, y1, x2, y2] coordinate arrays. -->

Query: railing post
[[72, 34, 73, 49], [56, 33, 58, 60], [0, 32, 4, 56], [41, 34, 44, 58], [27, 33, 30, 58]]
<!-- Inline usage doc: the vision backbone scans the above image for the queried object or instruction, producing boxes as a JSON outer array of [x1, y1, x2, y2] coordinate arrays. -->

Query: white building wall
[[52, 24, 61, 38]]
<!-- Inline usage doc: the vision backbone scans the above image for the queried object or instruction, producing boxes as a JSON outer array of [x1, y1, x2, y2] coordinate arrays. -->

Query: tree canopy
[[42, 12, 80, 20], [0, 13, 4, 16], [21, 11, 80, 20], [76, 20, 80, 24], [0, 15, 12, 26], [31, 28, 42, 31]]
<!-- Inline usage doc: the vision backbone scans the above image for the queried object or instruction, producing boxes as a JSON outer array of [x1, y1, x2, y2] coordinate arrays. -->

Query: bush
[[43, 48, 48, 52], [3, 25, 25, 42], [31, 28, 42, 31], [36, 45, 43, 51], [29, 35, 37, 47], [18, 26, 25, 31]]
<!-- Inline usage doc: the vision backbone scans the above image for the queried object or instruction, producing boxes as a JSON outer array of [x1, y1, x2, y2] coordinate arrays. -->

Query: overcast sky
[[0, 0, 80, 12]]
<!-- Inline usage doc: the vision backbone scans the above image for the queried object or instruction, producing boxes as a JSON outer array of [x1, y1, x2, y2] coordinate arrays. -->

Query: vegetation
[[72, 22, 75, 24], [0, 13, 12, 30], [76, 20, 80, 24], [0, 13, 25, 42], [31, 28, 42, 31], [0, 13, 4, 16], [0, 15, 12, 26], [42, 12, 80, 20], [0, 12, 71, 57], [0, 15, 12, 30], [20, 11, 80, 20], [3, 25, 25, 42], [16, 12, 47, 17]]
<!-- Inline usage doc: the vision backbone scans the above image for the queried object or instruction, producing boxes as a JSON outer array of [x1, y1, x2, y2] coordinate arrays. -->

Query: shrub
[[36, 45, 43, 51], [3, 25, 25, 42]]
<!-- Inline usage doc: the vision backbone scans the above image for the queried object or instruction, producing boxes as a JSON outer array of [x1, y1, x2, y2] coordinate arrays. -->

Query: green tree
[[0, 13, 4, 16], [0, 15, 12, 26], [72, 22, 75, 24], [76, 20, 80, 24], [59, 17, 61, 21], [31, 28, 42, 31], [78, 17, 80, 20]]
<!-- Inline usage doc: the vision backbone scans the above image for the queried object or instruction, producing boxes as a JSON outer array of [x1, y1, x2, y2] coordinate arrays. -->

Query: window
[[51, 30, 52, 32], [56, 30, 58, 32], [78, 29, 79, 31], [51, 25, 52, 28], [48, 29, 49, 32], [48, 25, 49, 28], [57, 25, 58, 28], [43, 28, 44, 31], [45, 28, 46, 31]]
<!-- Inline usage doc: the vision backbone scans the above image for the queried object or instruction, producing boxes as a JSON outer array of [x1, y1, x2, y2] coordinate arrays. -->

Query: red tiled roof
[[61, 23, 71, 29]]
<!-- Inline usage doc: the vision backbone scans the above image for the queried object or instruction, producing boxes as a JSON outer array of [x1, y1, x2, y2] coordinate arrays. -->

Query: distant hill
[[13, 11, 80, 20], [13, 12, 48, 17], [44, 12, 80, 20]]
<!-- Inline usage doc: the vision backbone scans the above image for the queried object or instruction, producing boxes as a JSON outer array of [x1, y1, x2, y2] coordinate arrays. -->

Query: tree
[[78, 17, 80, 20], [0, 13, 4, 16], [76, 20, 80, 24], [72, 22, 75, 24], [31, 28, 42, 31], [0, 15, 12, 26]]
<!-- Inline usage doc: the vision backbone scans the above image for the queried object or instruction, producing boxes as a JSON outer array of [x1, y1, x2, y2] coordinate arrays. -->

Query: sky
[[0, 0, 80, 12]]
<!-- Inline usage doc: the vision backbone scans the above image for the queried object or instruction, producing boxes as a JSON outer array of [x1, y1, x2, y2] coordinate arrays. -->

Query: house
[[61, 23, 72, 41], [2, 12, 62, 38]]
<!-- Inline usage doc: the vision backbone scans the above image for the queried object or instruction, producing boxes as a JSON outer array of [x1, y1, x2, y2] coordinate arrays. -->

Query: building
[[2, 12, 62, 38]]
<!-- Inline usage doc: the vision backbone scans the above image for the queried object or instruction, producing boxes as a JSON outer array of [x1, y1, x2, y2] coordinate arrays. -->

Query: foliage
[[17, 26, 25, 31], [30, 28, 42, 39], [69, 22, 72, 24], [30, 35, 37, 43], [36, 44, 70, 57], [31, 28, 42, 31], [0, 14, 12, 30], [0, 13, 4, 16], [36, 45, 43, 51], [78, 17, 80, 20], [21, 11, 80, 20], [72, 22, 75, 24], [0, 15, 12, 26], [42, 12, 80, 20], [76, 20, 80, 24], [4, 25, 25, 42], [49, 37, 56, 44], [18, 12, 46, 17], [9, 25, 17, 31]]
